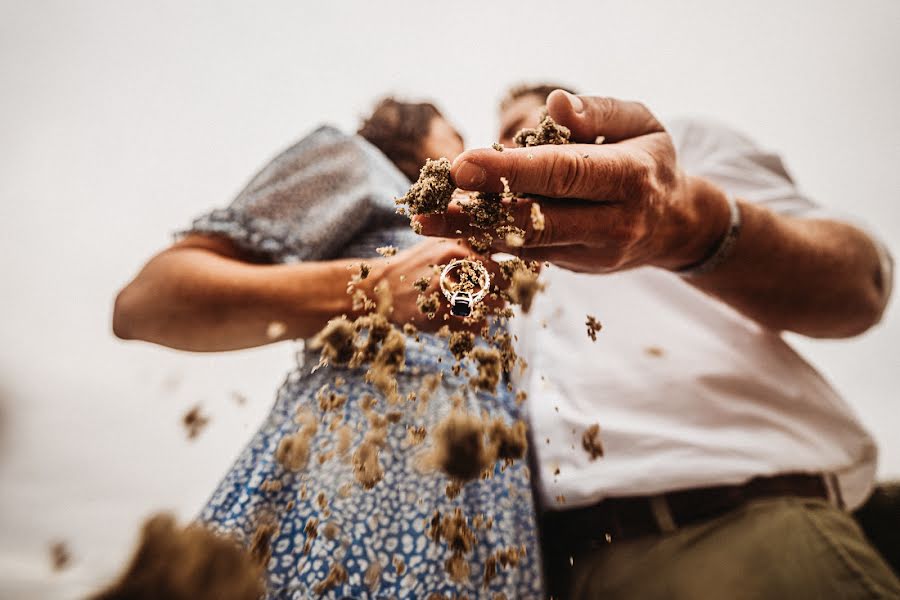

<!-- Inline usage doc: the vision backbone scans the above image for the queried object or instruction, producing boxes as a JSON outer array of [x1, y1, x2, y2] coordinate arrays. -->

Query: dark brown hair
[[358, 97, 441, 181], [499, 82, 577, 112]]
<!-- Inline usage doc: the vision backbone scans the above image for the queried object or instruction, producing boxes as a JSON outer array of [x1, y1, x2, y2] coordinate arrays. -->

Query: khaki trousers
[[552, 497, 900, 599]]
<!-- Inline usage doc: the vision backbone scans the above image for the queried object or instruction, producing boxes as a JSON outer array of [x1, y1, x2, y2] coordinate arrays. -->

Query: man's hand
[[414, 91, 731, 274]]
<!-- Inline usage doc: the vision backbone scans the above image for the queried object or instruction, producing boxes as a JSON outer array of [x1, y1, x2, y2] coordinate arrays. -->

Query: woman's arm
[[113, 234, 362, 351], [113, 235, 478, 352]]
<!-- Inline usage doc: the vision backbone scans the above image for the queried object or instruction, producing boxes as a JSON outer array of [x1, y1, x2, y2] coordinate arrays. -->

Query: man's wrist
[[651, 175, 732, 271]]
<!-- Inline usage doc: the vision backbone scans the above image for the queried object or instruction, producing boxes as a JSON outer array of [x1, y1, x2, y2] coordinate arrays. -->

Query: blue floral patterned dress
[[186, 126, 543, 599]]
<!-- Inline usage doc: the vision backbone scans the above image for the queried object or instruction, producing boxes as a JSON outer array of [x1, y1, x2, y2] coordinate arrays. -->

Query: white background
[[1, 1, 898, 597]]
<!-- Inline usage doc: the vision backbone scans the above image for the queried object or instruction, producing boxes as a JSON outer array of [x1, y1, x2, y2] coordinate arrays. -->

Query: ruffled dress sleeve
[[182, 125, 409, 264]]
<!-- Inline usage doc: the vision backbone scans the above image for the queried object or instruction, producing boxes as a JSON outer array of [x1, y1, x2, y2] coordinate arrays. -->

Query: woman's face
[[420, 116, 465, 163]]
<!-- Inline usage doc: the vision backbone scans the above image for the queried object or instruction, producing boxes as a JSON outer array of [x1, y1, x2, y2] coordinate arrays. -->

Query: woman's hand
[[362, 238, 504, 333]]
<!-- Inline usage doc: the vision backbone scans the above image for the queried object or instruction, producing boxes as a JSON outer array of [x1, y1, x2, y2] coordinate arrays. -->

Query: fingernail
[[564, 91, 584, 114], [455, 160, 486, 187]]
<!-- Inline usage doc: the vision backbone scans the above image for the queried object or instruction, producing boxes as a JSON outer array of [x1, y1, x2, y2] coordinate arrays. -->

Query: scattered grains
[[585, 315, 602, 342], [445, 480, 463, 499], [313, 562, 348, 594], [470, 346, 502, 394], [375, 245, 398, 257], [365, 328, 406, 403], [508, 269, 543, 314], [249, 522, 278, 567], [448, 331, 475, 360], [49, 541, 71, 571], [491, 142, 504, 152], [416, 292, 441, 318], [393, 556, 406, 575], [364, 561, 383, 591], [259, 479, 283, 493], [310, 317, 356, 366], [581, 423, 604, 460], [487, 418, 528, 462], [407, 425, 427, 446], [335, 425, 352, 456], [182, 405, 210, 440], [429, 508, 477, 582], [322, 522, 340, 540], [275, 411, 317, 473], [316, 385, 348, 412]]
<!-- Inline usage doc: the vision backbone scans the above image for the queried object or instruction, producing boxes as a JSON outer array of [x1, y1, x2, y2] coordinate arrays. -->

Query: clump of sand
[[352, 412, 389, 489], [585, 315, 602, 342], [313, 562, 348, 594], [513, 112, 571, 147], [428, 411, 494, 482], [429, 507, 477, 582], [470, 347, 502, 394], [182, 405, 210, 440], [425, 411, 528, 482], [275, 409, 318, 472], [309, 317, 356, 366], [87, 513, 265, 600], [448, 331, 475, 360], [397, 158, 455, 215], [582, 423, 604, 460]]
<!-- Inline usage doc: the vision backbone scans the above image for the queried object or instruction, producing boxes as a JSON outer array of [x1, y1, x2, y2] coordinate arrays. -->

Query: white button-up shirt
[[512, 118, 892, 511]]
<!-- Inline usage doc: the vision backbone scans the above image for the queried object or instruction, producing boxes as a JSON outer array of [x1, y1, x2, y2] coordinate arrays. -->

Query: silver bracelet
[[677, 195, 742, 277]]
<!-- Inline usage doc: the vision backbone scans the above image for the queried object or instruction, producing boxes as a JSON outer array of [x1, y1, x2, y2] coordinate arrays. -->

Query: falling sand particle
[[249, 522, 278, 567], [313, 562, 348, 595], [276, 410, 317, 472], [49, 541, 71, 571], [182, 406, 209, 440], [259, 479, 283, 493], [375, 245, 397, 257], [470, 347, 502, 394], [508, 269, 543, 314], [586, 315, 602, 342], [310, 317, 356, 366], [429, 508, 477, 582], [364, 560, 383, 591], [428, 411, 494, 482], [582, 423, 604, 460], [87, 513, 265, 600], [266, 321, 287, 340], [448, 331, 475, 360], [645, 346, 665, 357], [530, 203, 545, 232]]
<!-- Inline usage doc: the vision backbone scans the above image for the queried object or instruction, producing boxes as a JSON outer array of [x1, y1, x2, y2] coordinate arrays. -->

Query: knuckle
[[592, 97, 617, 123], [551, 150, 588, 197]]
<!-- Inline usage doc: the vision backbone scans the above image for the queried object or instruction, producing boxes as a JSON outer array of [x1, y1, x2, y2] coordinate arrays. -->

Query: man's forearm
[[670, 180, 888, 338], [113, 238, 360, 352]]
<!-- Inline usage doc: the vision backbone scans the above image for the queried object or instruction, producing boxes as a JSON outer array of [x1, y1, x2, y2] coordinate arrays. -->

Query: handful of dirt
[[397, 157, 455, 215]]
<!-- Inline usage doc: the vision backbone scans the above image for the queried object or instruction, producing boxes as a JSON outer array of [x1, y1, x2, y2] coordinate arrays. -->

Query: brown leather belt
[[541, 473, 832, 550], [539, 473, 836, 598]]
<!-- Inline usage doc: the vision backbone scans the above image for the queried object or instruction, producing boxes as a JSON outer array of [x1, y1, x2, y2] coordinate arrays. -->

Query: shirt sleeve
[[181, 125, 409, 264], [667, 117, 893, 303]]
